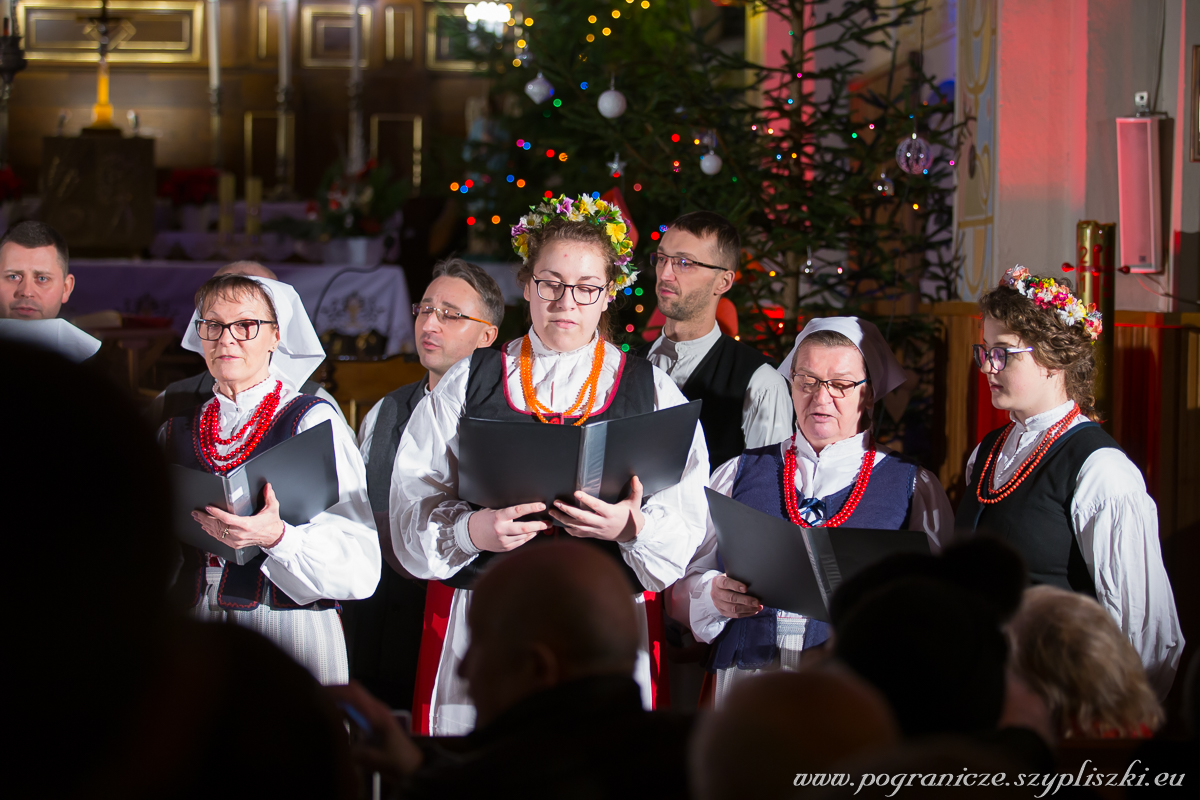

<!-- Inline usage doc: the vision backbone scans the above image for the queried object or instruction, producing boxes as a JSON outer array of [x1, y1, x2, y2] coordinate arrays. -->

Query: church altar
[[63, 260, 414, 358]]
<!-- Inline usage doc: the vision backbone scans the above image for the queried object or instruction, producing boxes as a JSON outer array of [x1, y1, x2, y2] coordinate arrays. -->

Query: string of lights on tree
[[447, 0, 962, 436]]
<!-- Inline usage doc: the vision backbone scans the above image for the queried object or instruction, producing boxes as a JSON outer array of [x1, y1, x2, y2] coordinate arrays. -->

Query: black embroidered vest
[[164, 393, 339, 611], [955, 421, 1119, 595], [364, 377, 429, 513], [442, 344, 656, 592], [640, 334, 771, 471]]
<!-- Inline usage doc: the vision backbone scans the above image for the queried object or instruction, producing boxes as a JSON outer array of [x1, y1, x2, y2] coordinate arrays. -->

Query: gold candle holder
[[217, 171, 236, 240], [245, 177, 263, 239], [1075, 221, 1116, 428]]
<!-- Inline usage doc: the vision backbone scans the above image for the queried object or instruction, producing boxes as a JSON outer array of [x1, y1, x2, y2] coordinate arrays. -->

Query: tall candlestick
[[278, 0, 290, 90], [217, 171, 235, 239], [347, 0, 363, 172], [207, 0, 221, 166]]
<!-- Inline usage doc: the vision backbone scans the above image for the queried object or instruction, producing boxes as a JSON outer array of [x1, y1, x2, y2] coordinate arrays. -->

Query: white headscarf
[[182, 276, 325, 389], [777, 316, 908, 400]]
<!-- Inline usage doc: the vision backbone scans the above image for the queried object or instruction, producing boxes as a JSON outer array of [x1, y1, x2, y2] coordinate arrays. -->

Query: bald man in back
[[329, 540, 693, 799]]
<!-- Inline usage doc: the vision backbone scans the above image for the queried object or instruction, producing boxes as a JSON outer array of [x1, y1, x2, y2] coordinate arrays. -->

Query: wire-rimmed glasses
[[411, 304, 492, 325], [649, 252, 728, 273], [194, 318, 277, 341], [789, 373, 870, 398]]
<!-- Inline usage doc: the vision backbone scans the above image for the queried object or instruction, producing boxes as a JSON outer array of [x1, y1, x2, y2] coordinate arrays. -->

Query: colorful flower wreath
[[1001, 266, 1103, 341], [510, 193, 638, 296]]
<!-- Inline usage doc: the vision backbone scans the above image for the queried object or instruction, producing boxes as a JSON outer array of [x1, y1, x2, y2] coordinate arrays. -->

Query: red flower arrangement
[[158, 168, 220, 207]]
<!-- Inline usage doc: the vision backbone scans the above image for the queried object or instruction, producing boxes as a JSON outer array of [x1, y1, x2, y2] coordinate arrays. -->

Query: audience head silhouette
[[215, 260, 278, 280], [1009, 585, 1163, 739], [690, 668, 899, 800], [835, 576, 1009, 738], [459, 540, 640, 727]]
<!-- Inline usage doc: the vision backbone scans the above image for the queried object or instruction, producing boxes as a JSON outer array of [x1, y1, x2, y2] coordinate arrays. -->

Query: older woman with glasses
[[391, 195, 709, 735], [668, 317, 953, 706], [161, 274, 380, 684], [956, 267, 1182, 698]]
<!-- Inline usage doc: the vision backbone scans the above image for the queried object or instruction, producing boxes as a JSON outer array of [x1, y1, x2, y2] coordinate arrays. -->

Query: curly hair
[[979, 280, 1096, 418], [1009, 586, 1163, 739], [517, 218, 622, 341]]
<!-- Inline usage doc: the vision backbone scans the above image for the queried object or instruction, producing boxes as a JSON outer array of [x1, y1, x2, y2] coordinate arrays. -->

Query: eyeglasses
[[195, 318, 276, 342], [412, 304, 492, 325], [972, 344, 1034, 372], [649, 252, 728, 274], [790, 374, 869, 398], [531, 278, 607, 306]]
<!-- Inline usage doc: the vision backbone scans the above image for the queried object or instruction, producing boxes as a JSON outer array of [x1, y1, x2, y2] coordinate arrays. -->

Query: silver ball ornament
[[895, 134, 931, 174]]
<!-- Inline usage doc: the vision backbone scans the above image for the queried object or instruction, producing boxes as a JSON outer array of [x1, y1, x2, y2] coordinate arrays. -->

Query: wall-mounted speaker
[[1115, 117, 1163, 273]]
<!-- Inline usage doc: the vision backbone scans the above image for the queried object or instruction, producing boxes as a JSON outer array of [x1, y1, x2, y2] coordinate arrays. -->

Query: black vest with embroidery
[[442, 345, 656, 592], [364, 377, 429, 513], [164, 393, 339, 611], [158, 370, 324, 428], [955, 421, 1119, 595], [640, 334, 771, 471]]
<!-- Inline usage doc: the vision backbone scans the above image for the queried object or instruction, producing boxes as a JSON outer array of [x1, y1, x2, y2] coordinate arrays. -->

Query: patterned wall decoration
[[955, 0, 996, 300], [16, 0, 205, 63]]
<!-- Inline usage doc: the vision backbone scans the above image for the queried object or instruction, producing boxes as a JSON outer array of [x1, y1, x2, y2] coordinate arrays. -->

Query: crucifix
[[81, 0, 135, 131]]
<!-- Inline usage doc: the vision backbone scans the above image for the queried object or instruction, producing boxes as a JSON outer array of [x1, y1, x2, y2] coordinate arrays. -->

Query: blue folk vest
[[708, 442, 917, 671], [164, 393, 339, 611]]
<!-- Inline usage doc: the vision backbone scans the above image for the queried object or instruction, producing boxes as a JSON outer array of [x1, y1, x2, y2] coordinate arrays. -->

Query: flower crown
[[1000, 266, 1103, 341], [510, 193, 638, 297]]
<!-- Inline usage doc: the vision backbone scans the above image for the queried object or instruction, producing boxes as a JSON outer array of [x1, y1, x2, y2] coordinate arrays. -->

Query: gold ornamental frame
[[369, 113, 422, 193], [244, 110, 296, 186], [384, 4, 414, 62], [301, 2, 372, 69], [16, 0, 205, 63]]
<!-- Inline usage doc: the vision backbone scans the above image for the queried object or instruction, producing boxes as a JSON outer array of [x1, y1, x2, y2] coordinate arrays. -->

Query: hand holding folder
[[706, 488, 930, 622], [170, 421, 341, 565]]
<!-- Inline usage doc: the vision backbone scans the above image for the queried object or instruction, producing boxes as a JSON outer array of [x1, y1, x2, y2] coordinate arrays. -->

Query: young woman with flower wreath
[[956, 266, 1183, 697], [390, 194, 710, 735]]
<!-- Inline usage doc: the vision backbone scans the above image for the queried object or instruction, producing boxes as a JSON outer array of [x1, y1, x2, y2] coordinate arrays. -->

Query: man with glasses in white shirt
[[641, 211, 793, 471], [348, 257, 503, 711]]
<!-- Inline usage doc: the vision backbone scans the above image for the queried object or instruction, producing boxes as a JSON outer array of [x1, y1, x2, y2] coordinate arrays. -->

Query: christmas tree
[[450, 0, 959, 458]]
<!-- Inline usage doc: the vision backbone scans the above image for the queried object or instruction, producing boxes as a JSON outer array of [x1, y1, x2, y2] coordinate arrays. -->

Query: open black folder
[[458, 400, 701, 514], [705, 488, 930, 622], [170, 420, 341, 565]]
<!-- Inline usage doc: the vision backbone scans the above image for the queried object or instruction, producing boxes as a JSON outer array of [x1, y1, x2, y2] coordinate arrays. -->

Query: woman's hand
[[191, 482, 286, 550], [468, 502, 551, 553], [711, 574, 763, 618], [550, 476, 645, 543]]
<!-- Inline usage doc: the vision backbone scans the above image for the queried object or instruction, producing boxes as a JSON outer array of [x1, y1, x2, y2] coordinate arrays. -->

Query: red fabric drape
[[642, 590, 670, 709]]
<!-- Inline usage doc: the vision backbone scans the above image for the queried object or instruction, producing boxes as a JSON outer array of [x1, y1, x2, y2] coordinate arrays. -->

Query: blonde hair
[[1008, 586, 1162, 738]]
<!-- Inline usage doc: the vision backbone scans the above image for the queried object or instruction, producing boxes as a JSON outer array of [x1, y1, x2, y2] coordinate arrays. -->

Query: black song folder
[[458, 400, 701, 513], [705, 487, 931, 622], [170, 420, 341, 565]]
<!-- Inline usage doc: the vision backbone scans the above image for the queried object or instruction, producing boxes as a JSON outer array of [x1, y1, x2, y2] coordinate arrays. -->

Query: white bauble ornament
[[524, 72, 554, 105], [700, 152, 723, 175], [598, 88, 627, 119]]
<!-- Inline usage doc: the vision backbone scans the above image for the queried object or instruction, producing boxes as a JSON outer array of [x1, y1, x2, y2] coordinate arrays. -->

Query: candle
[[245, 177, 263, 237], [218, 171, 235, 238], [207, 0, 220, 91], [350, 0, 362, 85], [278, 0, 291, 90]]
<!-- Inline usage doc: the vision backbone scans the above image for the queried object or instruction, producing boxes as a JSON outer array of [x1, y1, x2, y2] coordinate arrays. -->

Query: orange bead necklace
[[975, 404, 1082, 504], [519, 334, 607, 425]]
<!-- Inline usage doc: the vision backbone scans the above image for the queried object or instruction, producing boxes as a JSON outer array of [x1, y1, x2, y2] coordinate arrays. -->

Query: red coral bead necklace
[[782, 433, 876, 528], [198, 379, 284, 471]]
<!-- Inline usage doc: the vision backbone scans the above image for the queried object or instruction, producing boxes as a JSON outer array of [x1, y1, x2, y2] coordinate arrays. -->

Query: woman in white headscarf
[[160, 274, 380, 684], [668, 317, 953, 705]]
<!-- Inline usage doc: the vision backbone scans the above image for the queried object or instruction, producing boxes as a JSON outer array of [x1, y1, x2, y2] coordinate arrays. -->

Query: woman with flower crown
[[390, 194, 710, 735], [956, 266, 1183, 697]]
